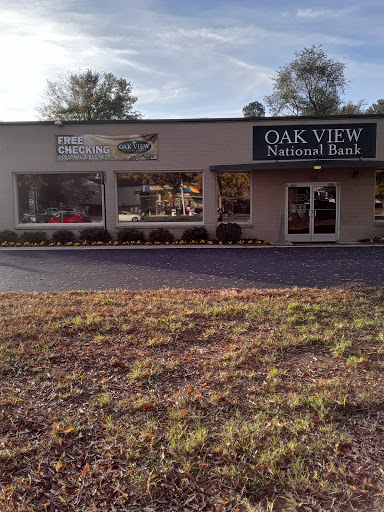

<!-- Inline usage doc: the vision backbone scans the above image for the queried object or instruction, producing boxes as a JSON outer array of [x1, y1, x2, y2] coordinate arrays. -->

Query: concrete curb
[[0, 243, 382, 251]]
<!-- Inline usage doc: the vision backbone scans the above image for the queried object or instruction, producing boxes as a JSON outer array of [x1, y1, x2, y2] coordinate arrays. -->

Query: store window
[[16, 173, 103, 224], [376, 170, 384, 220], [217, 172, 250, 222], [116, 172, 203, 222]]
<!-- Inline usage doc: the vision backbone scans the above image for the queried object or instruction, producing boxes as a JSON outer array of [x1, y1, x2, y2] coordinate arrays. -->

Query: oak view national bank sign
[[253, 123, 377, 161]]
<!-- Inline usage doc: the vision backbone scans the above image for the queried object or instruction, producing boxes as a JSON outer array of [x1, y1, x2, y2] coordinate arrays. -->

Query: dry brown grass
[[0, 287, 383, 511]]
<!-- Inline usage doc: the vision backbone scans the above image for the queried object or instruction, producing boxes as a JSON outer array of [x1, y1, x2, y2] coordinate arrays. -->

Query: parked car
[[47, 207, 60, 215], [118, 211, 143, 222], [20, 210, 50, 223], [48, 212, 91, 223]]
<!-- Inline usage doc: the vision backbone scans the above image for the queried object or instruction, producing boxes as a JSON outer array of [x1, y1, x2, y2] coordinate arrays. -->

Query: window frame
[[13, 171, 105, 228], [115, 170, 205, 225], [375, 169, 384, 222], [216, 170, 252, 224]]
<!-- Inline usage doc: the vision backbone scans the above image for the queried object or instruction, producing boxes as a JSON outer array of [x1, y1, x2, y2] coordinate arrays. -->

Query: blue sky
[[1, 0, 384, 121]]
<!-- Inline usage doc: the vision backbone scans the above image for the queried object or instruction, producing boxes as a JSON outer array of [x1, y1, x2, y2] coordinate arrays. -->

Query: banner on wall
[[56, 133, 158, 161]]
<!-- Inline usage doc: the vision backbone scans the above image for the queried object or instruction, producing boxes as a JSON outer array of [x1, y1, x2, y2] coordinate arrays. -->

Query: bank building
[[1, 114, 383, 243]]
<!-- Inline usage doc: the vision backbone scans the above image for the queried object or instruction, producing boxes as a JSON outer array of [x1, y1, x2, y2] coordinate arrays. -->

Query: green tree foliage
[[37, 69, 142, 121], [264, 45, 348, 116], [376, 170, 384, 202], [217, 172, 250, 217], [242, 101, 265, 118], [366, 99, 384, 114], [335, 99, 367, 115]]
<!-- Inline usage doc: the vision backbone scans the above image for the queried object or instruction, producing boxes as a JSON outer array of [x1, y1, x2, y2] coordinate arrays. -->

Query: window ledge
[[116, 221, 205, 227], [16, 223, 104, 229]]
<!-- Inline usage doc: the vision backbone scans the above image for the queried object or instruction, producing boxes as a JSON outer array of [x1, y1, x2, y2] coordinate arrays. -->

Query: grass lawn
[[0, 286, 383, 511]]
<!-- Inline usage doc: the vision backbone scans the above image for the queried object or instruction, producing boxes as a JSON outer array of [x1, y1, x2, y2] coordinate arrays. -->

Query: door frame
[[285, 182, 340, 242]]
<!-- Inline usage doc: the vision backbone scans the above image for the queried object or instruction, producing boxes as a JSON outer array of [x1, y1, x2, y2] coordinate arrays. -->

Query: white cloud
[[0, 0, 383, 120], [296, 8, 343, 19]]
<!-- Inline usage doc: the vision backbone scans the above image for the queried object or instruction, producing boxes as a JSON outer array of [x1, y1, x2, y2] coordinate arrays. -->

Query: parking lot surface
[[0, 245, 383, 293]]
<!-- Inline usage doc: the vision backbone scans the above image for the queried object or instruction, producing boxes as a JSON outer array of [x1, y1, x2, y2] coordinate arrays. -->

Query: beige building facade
[[1, 115, 384, 243]]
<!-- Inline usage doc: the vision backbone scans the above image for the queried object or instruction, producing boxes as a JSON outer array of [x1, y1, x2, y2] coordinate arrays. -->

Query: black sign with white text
[[253, 123, 377, 161]]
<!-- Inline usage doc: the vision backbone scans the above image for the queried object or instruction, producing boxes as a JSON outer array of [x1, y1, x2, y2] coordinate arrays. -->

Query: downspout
[[101, 173, 107, 231]]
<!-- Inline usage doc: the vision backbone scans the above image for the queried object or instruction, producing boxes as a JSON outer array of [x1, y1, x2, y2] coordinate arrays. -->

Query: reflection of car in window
[[47, 207, 59, 215], [48, 212, 91, 223], [118, 211, 144, 222]]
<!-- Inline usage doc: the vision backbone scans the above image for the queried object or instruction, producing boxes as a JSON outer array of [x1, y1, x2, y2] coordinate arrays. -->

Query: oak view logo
[[117, 140, 151, 154]]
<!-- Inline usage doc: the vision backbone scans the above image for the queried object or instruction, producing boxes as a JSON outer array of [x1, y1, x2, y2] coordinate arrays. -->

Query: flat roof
[[1, 114, 384, 126]]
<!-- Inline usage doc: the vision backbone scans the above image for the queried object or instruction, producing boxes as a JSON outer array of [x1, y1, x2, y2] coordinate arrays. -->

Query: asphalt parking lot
[[0, 245, 383, 293]]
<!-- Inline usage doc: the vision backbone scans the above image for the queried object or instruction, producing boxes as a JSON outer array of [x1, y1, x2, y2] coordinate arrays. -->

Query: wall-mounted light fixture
[[54, 120, 63, 127], [353, 170, 361, 179], [313, 165, 322, 170]]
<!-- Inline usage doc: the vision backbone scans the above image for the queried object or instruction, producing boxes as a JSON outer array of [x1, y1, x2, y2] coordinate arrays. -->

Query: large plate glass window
[[375, 170, 384, 220], [16, 173, 104, 224], [116, 172, 203, 222], [217, 172, 250, 222]]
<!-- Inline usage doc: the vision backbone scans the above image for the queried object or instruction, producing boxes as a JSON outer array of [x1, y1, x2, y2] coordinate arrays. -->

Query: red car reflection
[[48, 212, 91, 223]]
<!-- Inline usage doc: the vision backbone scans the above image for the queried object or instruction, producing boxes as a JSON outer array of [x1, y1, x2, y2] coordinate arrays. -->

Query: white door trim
[[285, 182, 340, 242]]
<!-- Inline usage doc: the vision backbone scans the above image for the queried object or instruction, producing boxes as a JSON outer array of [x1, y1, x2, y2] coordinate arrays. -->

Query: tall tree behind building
[[242, 101, 265, 118], [366, 99, 384, 114], [264, 45, 349, 116], [37, 70, 142, 121]]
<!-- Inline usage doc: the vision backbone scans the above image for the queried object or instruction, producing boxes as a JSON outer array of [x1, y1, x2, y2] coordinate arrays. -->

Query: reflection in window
[[117, 172, 203, 223], [217, 172, 250, 222], [16, 173, 103, 224], [376, 170, 384, 220]]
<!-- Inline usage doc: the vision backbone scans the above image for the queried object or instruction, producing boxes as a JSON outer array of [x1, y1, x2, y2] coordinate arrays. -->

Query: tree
[[217, 172, 250, 216], [366, 99, 384, 114], [264, 45, 348, 116], [335, 99, 367, 115], [37, 70, 142, 121], [242, 101, 265, 118]]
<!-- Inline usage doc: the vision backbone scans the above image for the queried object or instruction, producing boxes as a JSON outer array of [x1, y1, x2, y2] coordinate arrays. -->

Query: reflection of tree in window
[[376, 170, 384, 219], [217, 172, 250, 221]]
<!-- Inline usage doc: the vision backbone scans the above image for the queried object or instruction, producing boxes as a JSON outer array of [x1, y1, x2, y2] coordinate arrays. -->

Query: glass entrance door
[[286, 183, 339, 242]]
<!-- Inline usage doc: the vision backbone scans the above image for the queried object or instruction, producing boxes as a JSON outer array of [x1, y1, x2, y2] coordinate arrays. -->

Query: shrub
[[79, 227, 112, 243], [181, 226, 209, 243], [216, 223, 242, 243], [51, 229, 76, 244], [148, 228, 174, 244], [0, 230, 18, 243], [22, 231, 47, 243], [117, 228, 146, 243]]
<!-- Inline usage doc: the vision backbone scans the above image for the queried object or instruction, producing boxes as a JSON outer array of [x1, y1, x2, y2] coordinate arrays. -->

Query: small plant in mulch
[[117, 227, 146, 244], [148, 227, 175, 244], [364, 236, 384, 243], [79, 227, 112, 243], [181, 226, 209, 243], [51, 229, 76, 244], [0, 230, 18, 243], [216, 222, 242, 243], [21, 231, 47, 243]]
